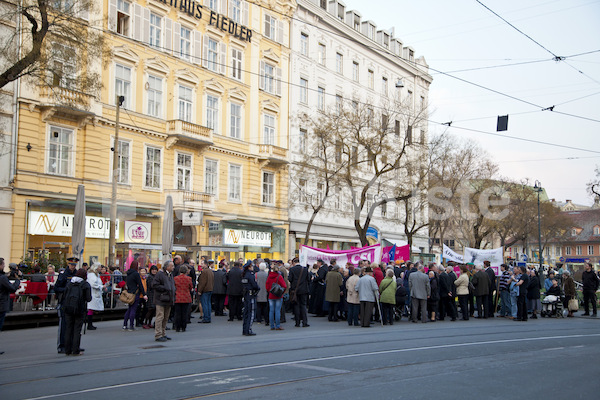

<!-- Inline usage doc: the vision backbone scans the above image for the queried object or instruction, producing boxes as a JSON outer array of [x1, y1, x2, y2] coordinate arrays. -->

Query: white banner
[[124, 221, 151, 243], [464, 247, 504, 267], [28, 211, 118, 239], [299, 244, 382, 266], [223, 229, 272, 247], [442, 244, 464, 263]]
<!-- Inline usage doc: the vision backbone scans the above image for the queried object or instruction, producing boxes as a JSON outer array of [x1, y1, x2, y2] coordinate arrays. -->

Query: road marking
[[24, 333, 600, 400], [290, 364, 351, 374]]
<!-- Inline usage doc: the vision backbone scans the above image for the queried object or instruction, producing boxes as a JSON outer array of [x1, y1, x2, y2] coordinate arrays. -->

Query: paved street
[[0, 314, 599, 400]]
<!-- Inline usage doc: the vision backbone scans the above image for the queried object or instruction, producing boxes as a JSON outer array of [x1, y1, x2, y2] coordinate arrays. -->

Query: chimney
[[566, 199, 572, 204]]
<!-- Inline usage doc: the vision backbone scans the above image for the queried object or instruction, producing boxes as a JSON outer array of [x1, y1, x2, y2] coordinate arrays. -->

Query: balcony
[[38, 86, 95, 125], [164, 189, 215, 212], [166, 120, 213, 149], [252, 144, 289, 168]]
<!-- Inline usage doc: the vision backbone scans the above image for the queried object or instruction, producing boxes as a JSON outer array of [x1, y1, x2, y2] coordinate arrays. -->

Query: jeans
[[347, 303, 360, 326], [499, 290, 511, 316], [510, 294, 518, 318], [269, 298, 282, 329], [200, 292, 212, 322], [123, 296, 139, 328]]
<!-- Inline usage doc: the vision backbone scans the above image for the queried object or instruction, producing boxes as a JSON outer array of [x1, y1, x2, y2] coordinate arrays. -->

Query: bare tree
[[588, 165, 600, 198], [0, 0, 103, 104]]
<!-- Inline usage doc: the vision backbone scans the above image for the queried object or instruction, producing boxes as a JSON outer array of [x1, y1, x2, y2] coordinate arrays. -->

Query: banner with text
[[464, 246, 504, 274], [442, 244, 465, 263], [299, 244, 382, 266]]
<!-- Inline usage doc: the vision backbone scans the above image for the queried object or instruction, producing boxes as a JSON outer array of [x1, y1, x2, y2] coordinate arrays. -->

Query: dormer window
[[594, 226, 600, 235], [571, 228, 577, 236]]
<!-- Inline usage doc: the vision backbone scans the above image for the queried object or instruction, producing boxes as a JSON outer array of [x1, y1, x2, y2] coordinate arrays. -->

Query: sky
[[341, 0, 600, 205]]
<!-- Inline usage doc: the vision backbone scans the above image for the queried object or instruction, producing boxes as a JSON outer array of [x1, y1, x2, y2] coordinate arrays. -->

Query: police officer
[[241, 261, 259, 336], [54, 257, 79, 353]]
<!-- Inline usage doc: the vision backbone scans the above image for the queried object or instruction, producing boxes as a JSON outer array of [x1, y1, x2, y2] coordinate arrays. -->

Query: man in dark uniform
[[241, 262, 259, 336], [227, 261, 244, 321], [54, 257, 78, 354], [484, 260, 497, 317]]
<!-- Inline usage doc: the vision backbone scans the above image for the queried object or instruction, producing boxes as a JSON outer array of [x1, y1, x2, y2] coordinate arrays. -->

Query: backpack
[[64, 282, 84, 315]]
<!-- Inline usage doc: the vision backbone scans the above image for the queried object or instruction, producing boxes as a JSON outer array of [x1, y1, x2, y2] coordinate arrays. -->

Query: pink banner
[[299, 244, 382, 266], [381, 245, 411, 264]]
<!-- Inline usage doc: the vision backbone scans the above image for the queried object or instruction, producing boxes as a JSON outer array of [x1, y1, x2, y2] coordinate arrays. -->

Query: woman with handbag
[[379, 269, 397, 325], [562, 270, 577, 318], [454, 265, 470, 320], [122, 260, 147, 331], [266, 264, 286, 331]]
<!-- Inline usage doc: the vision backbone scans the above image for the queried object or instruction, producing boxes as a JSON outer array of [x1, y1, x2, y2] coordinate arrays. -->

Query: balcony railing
[[166, 120, 213, 148], [252, 144, 289, 166], [165, 189, 215, 211], [40, 85, 92, 109]]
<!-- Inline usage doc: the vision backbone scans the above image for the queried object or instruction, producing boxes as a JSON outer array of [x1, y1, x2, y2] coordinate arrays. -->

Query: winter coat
[[266, 272, 286, 300], [582, 270, 600, 291], [153, 269, 175, 306], [563, 276, 576, 297], [125, 269, 146, 296], [0, 274, 20, 313], [64, 277, 92, 315], [256, 270, 269, 302], [429, 274, 440, 302], [438, 272, 452, 298], [146, 273, 156, 306], [373, 268, 384, 286], [174, 274, 193, 304], [226, 267, 244, 296], [408, 270, 431, 300], [289, 264, 310, 295], [355, 274, 379, 302], [346, 274, 360, 304], [86, 272, 104, 311], [472, 270, 490, 296], [379, 277, 396, 305], [212, 269, 227, 295], [527, 275, 541, 300], [197, 267, 214, 293], [325, 271, 343, 303], [454, 273, 470, 296]]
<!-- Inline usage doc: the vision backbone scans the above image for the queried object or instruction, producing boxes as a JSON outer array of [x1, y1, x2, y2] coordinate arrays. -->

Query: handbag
[[269, 282, 285, 297], [568, 298, 579, 311], [119, 287, 136, 305], [158, 291, 171, 303]]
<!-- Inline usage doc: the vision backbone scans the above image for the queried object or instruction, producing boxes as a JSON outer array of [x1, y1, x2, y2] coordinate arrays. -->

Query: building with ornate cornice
[[8, 0, 296, 267]]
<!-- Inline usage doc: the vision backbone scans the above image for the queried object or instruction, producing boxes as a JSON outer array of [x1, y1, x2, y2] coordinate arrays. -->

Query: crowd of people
[[1, 255, 599, 356]]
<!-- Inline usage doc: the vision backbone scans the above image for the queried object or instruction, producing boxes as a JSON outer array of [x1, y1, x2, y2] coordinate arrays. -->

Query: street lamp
[[534, 180, 543, 274]]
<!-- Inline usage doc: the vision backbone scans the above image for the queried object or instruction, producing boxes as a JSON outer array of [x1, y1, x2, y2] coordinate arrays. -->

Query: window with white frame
[[367, 69, 374, 89], [149, 12, 162, 49], [206, 94, 219, 132], [588, 245, 594, 255], [555, 246, 561, 256], [566, 246, 572, 255], [352, 61, 359, 81], [576, 245, 582, 255], [112, 138, 130, 184], [47, 125, 74, 176], [336, 52, 343, 74], [318, 43, 326, 65], [144, 146, 161, 189], [231, 48, 243, 80], [178, 84, 193, 122], [260, 61, 281, 95], [206, 37, 219, 72], [264, 13, 276, 40], [116, 0, 131, 36], [263, 113, 276, 145], [317, 86, 325, 111], [262, 171, 274, 205], [176, 153, 192, 190], [595, 226, 600, 235], [316, 183, 324, 205], [204, 159, 218, 195], [228, 164, 241, 202], [299, 128, 307, 153], [115, 63, 131, 109], [51, 43, 77, 89], [206, 0, 218, 11], [180, 26, 191, 60], [230, 102, 242, 139], [571, 228, 577, 236], [300, 32, 308, 56], [230, 0, 242, 23], [147, 75, 163, 118], [299, 179, 307, 202], [299, 78, 308, 104], [335, 94, 343, 113]]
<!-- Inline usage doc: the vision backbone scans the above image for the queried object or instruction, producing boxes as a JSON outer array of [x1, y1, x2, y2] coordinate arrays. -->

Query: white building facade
[[288, 0, 433, 257]]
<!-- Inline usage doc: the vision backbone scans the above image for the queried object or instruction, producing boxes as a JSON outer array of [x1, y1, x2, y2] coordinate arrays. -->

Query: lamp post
[[108, 95, 125, 268], [534, 180, 543, 274]]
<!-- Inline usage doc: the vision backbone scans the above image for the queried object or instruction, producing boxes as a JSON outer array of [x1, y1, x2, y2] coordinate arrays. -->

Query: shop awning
[[29, 199, 159, 217]]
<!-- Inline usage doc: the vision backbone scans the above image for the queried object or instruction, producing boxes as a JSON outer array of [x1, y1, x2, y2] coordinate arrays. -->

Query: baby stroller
[[540, 295, 564, 318], [394, 283, 409, 321]]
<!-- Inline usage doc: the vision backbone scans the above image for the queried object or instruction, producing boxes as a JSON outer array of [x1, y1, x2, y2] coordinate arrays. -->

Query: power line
[[497, 155, 600, 164]]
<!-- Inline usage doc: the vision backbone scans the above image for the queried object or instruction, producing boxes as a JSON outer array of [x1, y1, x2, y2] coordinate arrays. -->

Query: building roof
[[562, 209, 600, 243]]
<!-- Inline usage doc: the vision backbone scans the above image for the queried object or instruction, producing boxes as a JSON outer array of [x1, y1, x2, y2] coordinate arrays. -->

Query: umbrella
[[162, 195, 173, 263], [72, 184, 86, 268]]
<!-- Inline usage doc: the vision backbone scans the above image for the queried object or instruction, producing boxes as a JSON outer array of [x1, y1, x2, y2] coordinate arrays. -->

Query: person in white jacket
[[86, 263, 105, 330], [355, 266, 379, 327]]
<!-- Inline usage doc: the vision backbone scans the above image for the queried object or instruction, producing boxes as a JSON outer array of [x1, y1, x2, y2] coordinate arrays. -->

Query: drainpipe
[[10, 0, 22, 182], [23, 199, 30, 260]]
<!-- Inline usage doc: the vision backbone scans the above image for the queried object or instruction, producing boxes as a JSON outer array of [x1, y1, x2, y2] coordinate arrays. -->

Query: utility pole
[[534, 180, 543, 274], [108, 96, 124, 267]]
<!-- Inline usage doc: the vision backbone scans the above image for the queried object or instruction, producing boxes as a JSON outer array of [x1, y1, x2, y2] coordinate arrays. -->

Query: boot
[[87, 314, 97, 330]]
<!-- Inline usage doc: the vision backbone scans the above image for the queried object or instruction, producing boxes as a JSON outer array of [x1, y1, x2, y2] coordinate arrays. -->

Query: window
[[113, 139, 130, 184], [571, 228, 577, 236], [299, 128, 307, 153], [352, 61, 359, 81], [299, 179, 307, 202], [368, 24, 375, 40], [566, 247, 572, 255], [368, 69, 374, 89], [300, 32, 308, 56], [117, 0, 131, 36], [382, 114, 389, 130], [260, 61, 281, 95], [315, 183, 323, 205], [576, 245, 582, 256], [231, 48, 243, 80], [408, 90, 413, 108], [394, 120, 400, 136], [176, 153, 192, 190], [115, 64, 131, 109], [144, 146, 161, 189], [180, 26, 191, 60], [230, 102, 242, 139], [318, 43, 326, 65], [351, 146, 358, 164], [420, 95, 426, 110], [228, 164, 241, 202], [206, 94, 219, 132], [381, 202, 387, 217], [230, 0, 242, 22], [47, 126, 74, 176], [335, 94, 343, 113], [262, 171, 274, 205], [51, 43, 76, 89], [147, 75, 162, 118], [382, 76, 388, 97], [178, 85, 193, 122], [335, 141, 342, 163], [264, 13, 276, 40], [336, 52, 343, 74], [595, 227, 600, 235], [206, 0, 218, 10], [204, 159, 218, 195], [299, 78, 308, 104], [263, 114, 276, 145], [409, 49, 414, 62], [588, 245, 594, 255], [149, 12, 161, 49], [555, 246, 561, 256], [407, 125, 413, 144], [206, 37, 219, 72], [317, 86, 325, 111]]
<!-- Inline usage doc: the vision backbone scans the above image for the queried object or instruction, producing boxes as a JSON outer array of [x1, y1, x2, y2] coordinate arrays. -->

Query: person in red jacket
[[173, 265, 192, 332], [266, 265, 287, 330]]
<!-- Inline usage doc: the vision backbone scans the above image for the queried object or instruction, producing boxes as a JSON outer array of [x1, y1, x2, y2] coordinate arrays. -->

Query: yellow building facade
[[10, 0, 295, 268]]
